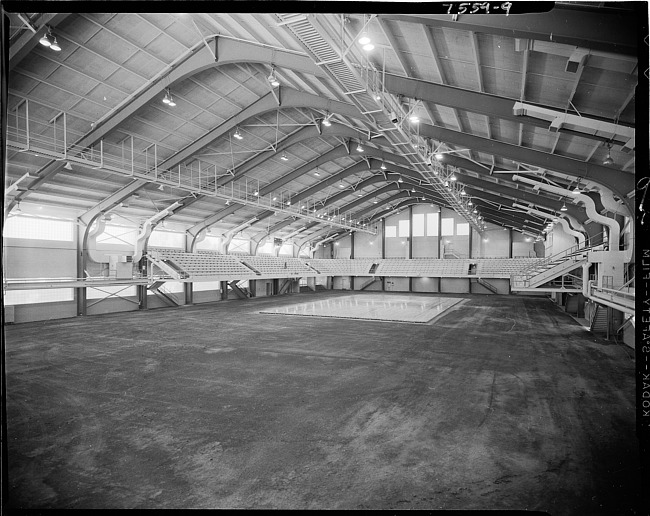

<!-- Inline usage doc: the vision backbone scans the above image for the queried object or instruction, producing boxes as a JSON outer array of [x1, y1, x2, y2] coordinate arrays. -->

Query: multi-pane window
[[148, 229, 184, 248], [3, 215, 73, 241], [426, 213, 439, 236], [441, 218, 454, 236], [456, 223, 470, 236], [398, 220, 410, 237], [412, 214, 425, 237], [4, 288, 73, 305]]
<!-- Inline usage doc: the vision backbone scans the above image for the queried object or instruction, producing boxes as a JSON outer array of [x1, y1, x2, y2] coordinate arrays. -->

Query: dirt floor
[[3, 291, 646, 512]]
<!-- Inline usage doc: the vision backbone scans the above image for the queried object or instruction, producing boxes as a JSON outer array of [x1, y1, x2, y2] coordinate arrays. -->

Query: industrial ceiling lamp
[[380, 161, 386, 170], [560, 202, 568, 211], [162, 91, 171, 104], [322, 114, 332, 127], [167, 93, 176, 107], [358, 32, 374, 51], [397, 177, 403, 183], [603, 142, 614, 165], [280, 152, 289, 161], [234, 128, 243, 140], [468, 198, 473, 206], [50, 36, 61, 52], [39, 28, 52, 47], [268, 66, 280, 87], [572, 181, 581, 195], [450, 174, 457, 181], [435, 152, 444, 161], [14, 202, 21, 213], [356, 141, 364, 152]]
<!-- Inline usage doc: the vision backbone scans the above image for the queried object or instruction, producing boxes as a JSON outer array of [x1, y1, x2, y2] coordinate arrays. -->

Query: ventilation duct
[[513, 102, 634, 152]]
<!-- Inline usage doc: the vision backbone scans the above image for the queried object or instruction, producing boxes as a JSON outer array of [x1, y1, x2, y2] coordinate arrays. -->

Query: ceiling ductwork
[[513, 102, 635, 152]]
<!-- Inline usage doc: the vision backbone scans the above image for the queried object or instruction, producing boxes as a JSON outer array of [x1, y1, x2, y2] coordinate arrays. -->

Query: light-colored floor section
[[259, 293, 464, 323]]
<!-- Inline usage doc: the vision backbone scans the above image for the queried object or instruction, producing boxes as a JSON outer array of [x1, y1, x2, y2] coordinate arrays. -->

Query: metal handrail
[[515, 242, 593, 277]]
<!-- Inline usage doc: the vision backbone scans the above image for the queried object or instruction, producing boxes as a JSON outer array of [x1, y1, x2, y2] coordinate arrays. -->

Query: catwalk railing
[[5, 98, 375, 235]]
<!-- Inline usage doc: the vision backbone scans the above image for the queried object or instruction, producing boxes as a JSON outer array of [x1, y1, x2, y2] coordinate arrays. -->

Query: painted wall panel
[[412, 277, 439, 292], [440, 278, 470, 293]]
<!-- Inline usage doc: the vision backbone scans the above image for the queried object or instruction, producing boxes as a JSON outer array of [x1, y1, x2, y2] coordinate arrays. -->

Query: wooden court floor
[[3, 291, 644, 512]]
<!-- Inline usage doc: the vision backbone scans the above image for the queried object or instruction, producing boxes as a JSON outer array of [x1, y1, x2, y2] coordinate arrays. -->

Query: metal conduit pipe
[[512, 202, 586, 234], [511, 175, 621, 252], [516, 204, 586, 247]]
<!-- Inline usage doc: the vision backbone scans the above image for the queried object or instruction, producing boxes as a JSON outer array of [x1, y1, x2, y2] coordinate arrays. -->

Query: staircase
[[359, 276, 382, 291], [511, 244, 591, 291], [474, 278, 499, 294], [146, 254, 188, 280], [589, 304, 609, 334]]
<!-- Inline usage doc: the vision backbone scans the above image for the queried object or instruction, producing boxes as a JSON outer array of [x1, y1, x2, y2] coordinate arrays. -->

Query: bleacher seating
[[307, 259, 376, 276], [148, 248, 255, 279], [475, 258, 544, 278], [240, 255, 315, 277], [146, 250, 545, 282]]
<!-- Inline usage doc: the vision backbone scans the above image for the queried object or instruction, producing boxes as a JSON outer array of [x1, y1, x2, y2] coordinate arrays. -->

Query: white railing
[[6, 98, 376, 235]]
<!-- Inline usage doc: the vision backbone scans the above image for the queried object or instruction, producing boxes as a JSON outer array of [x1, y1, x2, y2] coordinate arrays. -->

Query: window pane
[[3, 215, 73, 241], [257, 241, 275, 255], [195, 235, 221, 250], [412, 214, 425, 237], [193, 281, 221, 292], [148, 229, 184, 248], [385, 225, 397, 238], [426, 213, 439, 236], [441, 218, 454, 236], [279, 243, 293, 256], [4, 288, 73, 305], [398, 220, 410, 237], [456, 223, 469, 236]]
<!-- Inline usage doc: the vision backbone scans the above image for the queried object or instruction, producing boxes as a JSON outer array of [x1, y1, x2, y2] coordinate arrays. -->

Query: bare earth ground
[[4, 291, 646, 513]]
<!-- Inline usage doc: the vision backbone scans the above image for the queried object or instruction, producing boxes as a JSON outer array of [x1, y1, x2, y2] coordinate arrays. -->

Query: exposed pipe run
[[511, 175, 620, 251]]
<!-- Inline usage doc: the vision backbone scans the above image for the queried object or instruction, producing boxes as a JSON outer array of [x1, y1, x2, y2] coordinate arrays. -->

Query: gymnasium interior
[[2, 4, 646, 512]]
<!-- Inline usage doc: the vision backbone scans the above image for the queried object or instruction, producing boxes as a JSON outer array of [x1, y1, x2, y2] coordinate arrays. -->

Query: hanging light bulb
[[268, 67, 280, 87], [603, 142, 614, 165], [39, 31, 51, 47], [358, 32, 371, 45]]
